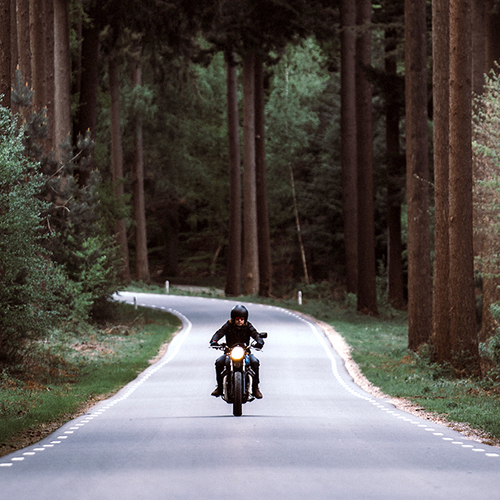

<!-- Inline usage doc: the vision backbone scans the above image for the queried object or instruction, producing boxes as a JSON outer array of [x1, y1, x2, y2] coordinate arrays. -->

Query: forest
[[1, 0, 500, 378]]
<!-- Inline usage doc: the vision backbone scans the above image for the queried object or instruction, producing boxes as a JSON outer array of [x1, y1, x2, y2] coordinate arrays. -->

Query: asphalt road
[[2, 292, 500, 499]]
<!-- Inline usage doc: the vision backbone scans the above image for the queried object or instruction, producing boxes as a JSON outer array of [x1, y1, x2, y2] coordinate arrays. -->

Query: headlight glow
[[230, 346, 246, 361]]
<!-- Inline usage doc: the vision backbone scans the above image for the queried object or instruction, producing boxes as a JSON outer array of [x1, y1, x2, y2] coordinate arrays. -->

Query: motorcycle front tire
[[233, 372, 243, 417]]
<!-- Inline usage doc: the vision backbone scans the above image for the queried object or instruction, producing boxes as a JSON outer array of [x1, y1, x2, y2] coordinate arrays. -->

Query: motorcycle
[[211, 332, 267, 417]]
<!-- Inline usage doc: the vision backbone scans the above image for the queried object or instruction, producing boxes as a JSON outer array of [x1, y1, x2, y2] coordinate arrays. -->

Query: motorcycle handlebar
[[210, 342, 263, 351], [210, 343, 226, 350]]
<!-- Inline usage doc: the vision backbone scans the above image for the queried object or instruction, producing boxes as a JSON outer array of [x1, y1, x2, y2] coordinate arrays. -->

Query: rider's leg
[[248, 354, 262, 398], [211, 355, 226, 397]]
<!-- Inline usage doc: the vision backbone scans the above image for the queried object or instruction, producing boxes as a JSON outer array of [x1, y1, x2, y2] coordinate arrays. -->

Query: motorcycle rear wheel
[[233, 372, 243, 416]]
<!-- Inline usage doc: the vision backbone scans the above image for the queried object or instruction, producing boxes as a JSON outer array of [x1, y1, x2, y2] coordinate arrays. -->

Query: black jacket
[[210, 321, 262, 348]]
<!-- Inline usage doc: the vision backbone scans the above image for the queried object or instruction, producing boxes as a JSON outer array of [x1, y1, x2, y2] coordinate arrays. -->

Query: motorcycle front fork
[[222, 369, 255, 402]]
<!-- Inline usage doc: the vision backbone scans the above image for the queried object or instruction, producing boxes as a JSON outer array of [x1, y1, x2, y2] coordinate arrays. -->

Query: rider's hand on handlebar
[[210, 341, 220, 348]]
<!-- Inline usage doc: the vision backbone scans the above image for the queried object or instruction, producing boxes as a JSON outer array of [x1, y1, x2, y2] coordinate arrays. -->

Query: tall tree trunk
[[242, 52, 259, 295], [485, 0, 500, 75], [74, 6, 99, 139], [356, 0, 377, 314], [340, 0, 358, 295], [385, 28, 405, 310], [30, 0, 45, 112], [225, 51, 242, 297], [44, 0, 55, 152], [431, 0, 451, 363], [255, 55, 272, 297], [109, 48, 131, 284], [472, 0, 485, 95], [71, 5, 82, 105], [132, 43, 150, 283], [54, 0, 71, 159], [405, 0, 432, 350], [16, 0, 31, 89], [449, 0, 481, 376], [73, 5, 99, 185], [0, 0, 11, 108], [9, 0, 16, 112]]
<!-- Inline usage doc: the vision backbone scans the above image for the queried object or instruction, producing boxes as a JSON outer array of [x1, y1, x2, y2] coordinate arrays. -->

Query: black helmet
[[231, 304, 248, 321]]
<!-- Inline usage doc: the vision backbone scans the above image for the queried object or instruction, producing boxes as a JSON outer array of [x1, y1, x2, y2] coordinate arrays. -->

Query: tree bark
[[44, 0, 55, 152], [73, 4, 99, 185], [356, 0, 377, 314], [485, 0, 500, 75], [405, 0, 432, 350], [225, 51, 242, 297], [242, 52, 259, 295], [255, 55, 273, 297], [71, 5, 82, 106], [385, 28, 405, 310], [16, 0, 31, 89], [132, 44, 150, 283], [30, 0, 45, 112], [75, 7, 99, 139], [109, 48, 131, 285], [449, 0, 481, 376], [0, 0, 11, 108], [54, 0, 71, 158], [471, 0, 485, 95], [432, 0, 451, 363], [9, 0, 16, 111], [341, 0, 358, 295]]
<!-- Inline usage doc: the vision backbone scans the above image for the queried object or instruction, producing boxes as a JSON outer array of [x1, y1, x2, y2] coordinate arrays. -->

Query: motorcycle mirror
[[260, 332, 268, 338]]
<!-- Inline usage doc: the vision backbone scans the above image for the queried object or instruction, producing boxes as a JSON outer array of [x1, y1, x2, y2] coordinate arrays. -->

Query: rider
[[210, 304, 264, 399]]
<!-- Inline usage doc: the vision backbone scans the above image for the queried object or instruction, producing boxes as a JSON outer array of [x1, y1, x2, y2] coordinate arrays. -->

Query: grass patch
[[0, 301, 180, 456]]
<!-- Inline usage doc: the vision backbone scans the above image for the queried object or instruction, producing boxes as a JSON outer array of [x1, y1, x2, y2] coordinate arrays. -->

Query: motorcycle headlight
[[230, 346, 246, 361]]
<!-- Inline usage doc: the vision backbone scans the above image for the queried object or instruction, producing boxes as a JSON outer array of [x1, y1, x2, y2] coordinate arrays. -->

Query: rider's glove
[[210, 341, 219, 347], [255, 341, 264, 349]]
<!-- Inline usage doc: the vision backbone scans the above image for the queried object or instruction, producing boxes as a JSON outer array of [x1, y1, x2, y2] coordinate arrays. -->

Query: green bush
[[0, 106, 61, 361], [36, 131, 121, 320]]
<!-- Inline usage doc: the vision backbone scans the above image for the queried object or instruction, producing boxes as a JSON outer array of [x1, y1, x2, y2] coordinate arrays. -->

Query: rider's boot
[[211, 386, 222, 397], [253, 383, 263, 399], [211, 371, 224, 397]]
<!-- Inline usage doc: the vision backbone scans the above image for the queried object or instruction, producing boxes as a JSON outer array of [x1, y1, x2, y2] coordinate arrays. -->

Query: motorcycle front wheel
[[233, 372, 243, 416]]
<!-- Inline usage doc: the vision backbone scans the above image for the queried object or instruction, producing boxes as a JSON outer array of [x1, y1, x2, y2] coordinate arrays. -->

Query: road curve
[[2, 292, 500, 500]]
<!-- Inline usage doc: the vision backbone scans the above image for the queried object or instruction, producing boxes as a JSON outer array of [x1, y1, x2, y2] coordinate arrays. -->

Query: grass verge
[[0, 301, 180, 457]]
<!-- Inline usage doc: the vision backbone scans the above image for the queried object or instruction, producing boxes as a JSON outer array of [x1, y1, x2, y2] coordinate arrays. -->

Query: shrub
[[0, 106, 61, 362]]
